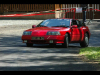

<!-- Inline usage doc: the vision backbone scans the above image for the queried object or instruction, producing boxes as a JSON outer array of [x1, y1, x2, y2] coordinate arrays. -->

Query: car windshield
[[37, 19, 70, 27]]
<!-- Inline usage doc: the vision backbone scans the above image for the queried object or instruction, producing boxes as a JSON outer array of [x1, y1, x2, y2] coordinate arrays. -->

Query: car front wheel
[[80, 33, 89, 47], [62, 33, 69, 48]]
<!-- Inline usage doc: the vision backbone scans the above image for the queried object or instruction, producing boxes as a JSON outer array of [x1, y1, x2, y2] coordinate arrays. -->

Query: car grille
[[32, 37, 44, 40], [31, 40, 47, 44]]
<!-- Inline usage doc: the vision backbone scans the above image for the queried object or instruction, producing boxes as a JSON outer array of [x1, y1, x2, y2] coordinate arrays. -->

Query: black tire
[[80, 33, 89, 47], [62, 33, 69, 48], [26, 43, 33, 47]]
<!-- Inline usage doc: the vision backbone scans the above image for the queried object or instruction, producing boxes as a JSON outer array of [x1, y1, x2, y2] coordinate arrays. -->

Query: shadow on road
[[0, 64, 98, 71], [0, 28, 100, 71], [0, 34, 80, 48], [0, 45, 98, 71]]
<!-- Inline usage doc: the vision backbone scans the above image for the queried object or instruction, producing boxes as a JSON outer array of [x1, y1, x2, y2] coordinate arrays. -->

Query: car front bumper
[[22, 35, 65, 44]]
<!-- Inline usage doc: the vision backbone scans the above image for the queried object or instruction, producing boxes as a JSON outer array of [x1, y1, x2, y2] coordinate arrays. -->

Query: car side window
[[71, 20, 80, 27], [79, 21, 82, 26], [71, 20, 77, 26], [76, 20, 80, 27], [72, 20, 77, 25], [71, 20, 83, 27]]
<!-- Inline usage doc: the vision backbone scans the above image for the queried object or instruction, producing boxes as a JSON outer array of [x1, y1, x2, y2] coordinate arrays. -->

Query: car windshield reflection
[[37, 19, 70, 27]]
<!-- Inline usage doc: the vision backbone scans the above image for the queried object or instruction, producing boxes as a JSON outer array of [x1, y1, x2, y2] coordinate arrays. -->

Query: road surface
[[0, 19, 100, 71]]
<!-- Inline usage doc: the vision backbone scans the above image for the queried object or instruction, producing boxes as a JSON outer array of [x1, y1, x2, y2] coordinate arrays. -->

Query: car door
[[71, 20, 81, 42], [79, 21, 87, 41]]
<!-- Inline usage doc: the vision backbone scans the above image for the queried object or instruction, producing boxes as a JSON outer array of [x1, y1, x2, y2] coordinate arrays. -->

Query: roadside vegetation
[[79, 47, 100, 63]]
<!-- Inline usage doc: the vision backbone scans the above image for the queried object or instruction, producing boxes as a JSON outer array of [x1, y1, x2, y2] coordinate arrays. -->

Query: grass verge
[[79, 47, 100, 63]]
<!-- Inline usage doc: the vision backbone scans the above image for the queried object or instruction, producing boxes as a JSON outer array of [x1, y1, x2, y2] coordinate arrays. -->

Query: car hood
[[26, 27, 69, 36], [26, 27, 69, 31]]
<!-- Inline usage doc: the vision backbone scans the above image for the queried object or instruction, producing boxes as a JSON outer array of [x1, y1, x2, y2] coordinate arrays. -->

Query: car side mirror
[[72, 25, 78, 28], [32, 25, 36, 28]]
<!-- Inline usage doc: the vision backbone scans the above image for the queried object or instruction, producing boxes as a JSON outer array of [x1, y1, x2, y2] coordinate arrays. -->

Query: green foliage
[[79, 47, 100, 61]]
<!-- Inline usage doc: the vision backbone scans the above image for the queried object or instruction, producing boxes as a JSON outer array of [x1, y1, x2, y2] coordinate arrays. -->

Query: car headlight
[[46, 31, 61, 35], [23, 31, 32, 35]]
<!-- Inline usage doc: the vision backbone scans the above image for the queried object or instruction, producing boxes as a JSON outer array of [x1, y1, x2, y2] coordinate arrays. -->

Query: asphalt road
[[0, 20, 100, 71]]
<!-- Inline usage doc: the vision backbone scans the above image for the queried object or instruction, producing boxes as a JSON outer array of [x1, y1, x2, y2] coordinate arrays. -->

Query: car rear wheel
[[80, 33, 89, 47], [26, 43, 33, 47], [62, 33, 69, 48]]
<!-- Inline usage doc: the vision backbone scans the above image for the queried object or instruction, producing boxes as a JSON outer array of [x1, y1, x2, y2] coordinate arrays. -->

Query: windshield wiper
[[41, 25, 47, 27], [37, 25, 47, 27]]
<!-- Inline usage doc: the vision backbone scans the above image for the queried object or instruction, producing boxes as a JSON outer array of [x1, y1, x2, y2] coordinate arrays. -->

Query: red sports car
[[21, 18, 91, 48]]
